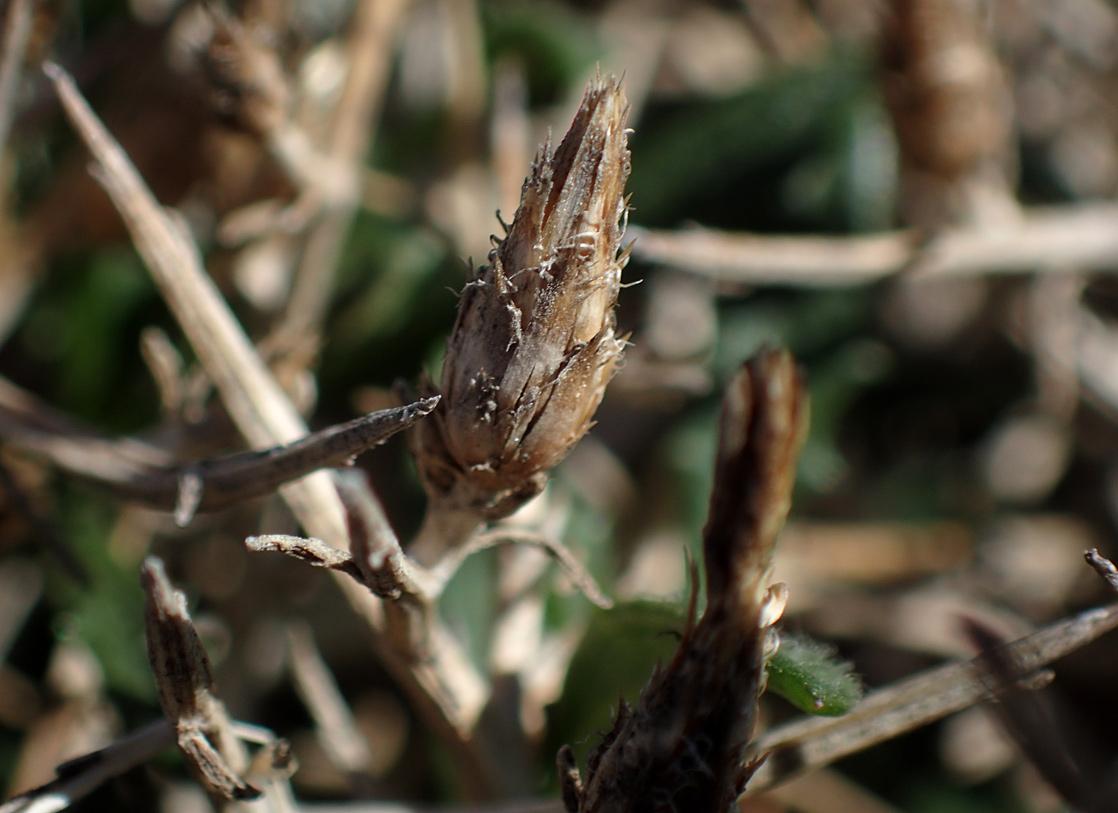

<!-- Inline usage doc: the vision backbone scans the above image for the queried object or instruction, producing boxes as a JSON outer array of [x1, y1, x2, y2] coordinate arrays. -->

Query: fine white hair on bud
[[414, 75, 631, 522]]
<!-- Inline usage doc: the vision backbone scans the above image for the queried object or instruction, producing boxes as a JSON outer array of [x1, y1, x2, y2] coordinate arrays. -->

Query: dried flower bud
[[415, 77, 630, 521], [567, 348, 808, 813]]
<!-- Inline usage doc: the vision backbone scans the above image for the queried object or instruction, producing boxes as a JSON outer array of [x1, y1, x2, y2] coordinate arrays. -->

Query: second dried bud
[[414, 77, 631, 523]]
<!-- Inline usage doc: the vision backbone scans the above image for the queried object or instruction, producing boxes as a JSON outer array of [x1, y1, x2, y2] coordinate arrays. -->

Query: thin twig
[[44, 61, 492, 787], [964, 618, 1095, 812], [630, 203, 1118, 286], [0, 388, 438, 521], [0, 719, 176, 813], [1085, 548, 1118, 594], [743, 598, 1118, 794], [286, 621, 373, 778], [335, 469, 438, 602], [0, 0, 33, 156], [276, 0, 413, 345], [430, 529, 612, 609], [138, 327, 186, 416]]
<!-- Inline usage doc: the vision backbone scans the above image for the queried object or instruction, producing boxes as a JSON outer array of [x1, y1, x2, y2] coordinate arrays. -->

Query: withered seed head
[[415, 76, 630, 520]]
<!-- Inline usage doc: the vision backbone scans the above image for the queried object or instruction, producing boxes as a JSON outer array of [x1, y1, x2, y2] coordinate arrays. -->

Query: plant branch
[[630, 203, 1118, 286], [275, 0, 413, 345], [0, 0, 32, 157], [0, 719, 176, 813], [743, 598, 1118, 794], [44, 62, 492, 789], [429, 528, 612, 610], [0, 383, 437, 522]]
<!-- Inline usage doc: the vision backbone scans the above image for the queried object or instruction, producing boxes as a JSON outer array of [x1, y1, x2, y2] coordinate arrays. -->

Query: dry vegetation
[[3, 0, 1118, 811]]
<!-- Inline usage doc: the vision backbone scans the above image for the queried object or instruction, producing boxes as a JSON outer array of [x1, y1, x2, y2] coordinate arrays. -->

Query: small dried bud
[[415, 77, 630, 520], [570, 348, 808, 813]]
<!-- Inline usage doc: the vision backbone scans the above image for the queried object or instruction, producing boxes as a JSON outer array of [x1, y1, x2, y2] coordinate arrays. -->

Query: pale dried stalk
[[43, 63, 490, 782], [277, 0, 413, 344], [0, 384, 438, 522], [629, 203, 1118, 286], [0, 0, 32, 157], [42, 63, 348, 538], [287, 622, 372, 776], [0, 720, 176, 813], [743, 597, 1118, 794]]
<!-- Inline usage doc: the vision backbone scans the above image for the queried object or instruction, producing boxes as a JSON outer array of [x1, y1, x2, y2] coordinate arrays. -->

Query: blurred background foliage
[[2, 0, 1118, 811]]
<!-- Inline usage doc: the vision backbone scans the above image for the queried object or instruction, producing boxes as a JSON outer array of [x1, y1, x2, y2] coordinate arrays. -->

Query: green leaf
[[766, 631, 862, 716]]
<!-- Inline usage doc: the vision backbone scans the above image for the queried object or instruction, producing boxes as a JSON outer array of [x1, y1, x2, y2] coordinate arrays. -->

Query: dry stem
[[744, 595, 1118, 794], [0, 383, 438, 522], [274, 0, 413, 345], [0, 0, 32, 158], [43, 62, 493, 790], [630, 203, 1118, 285]]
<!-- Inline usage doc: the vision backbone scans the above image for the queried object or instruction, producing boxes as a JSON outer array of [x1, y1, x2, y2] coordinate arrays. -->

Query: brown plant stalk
[[564, 347, 808, 813]]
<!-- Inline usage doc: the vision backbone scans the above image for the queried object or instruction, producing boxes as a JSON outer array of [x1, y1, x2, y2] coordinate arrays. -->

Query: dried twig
[[430, 528, 612, 610], [286, 621, 373, 778], [142, 557, 258, 801], [275, 0, 413, 345], [0, 0, 32, 157], [630, 203, 1118, 286], [43, 61, 491, 788], [964, 618, 1098, 812], [1086, 548, 1118, 594], [744, 598, 1118, 794], [0, 381, 437, 523], [0, 719, 176, 813]]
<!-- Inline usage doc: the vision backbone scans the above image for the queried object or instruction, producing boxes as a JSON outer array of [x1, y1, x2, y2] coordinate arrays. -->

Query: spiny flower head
[[415, 76, 631, 520]]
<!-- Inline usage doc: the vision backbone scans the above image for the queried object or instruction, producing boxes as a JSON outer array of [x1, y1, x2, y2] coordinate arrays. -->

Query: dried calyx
[[564, 348, 808, 813], [413, 76, 631, 537]]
